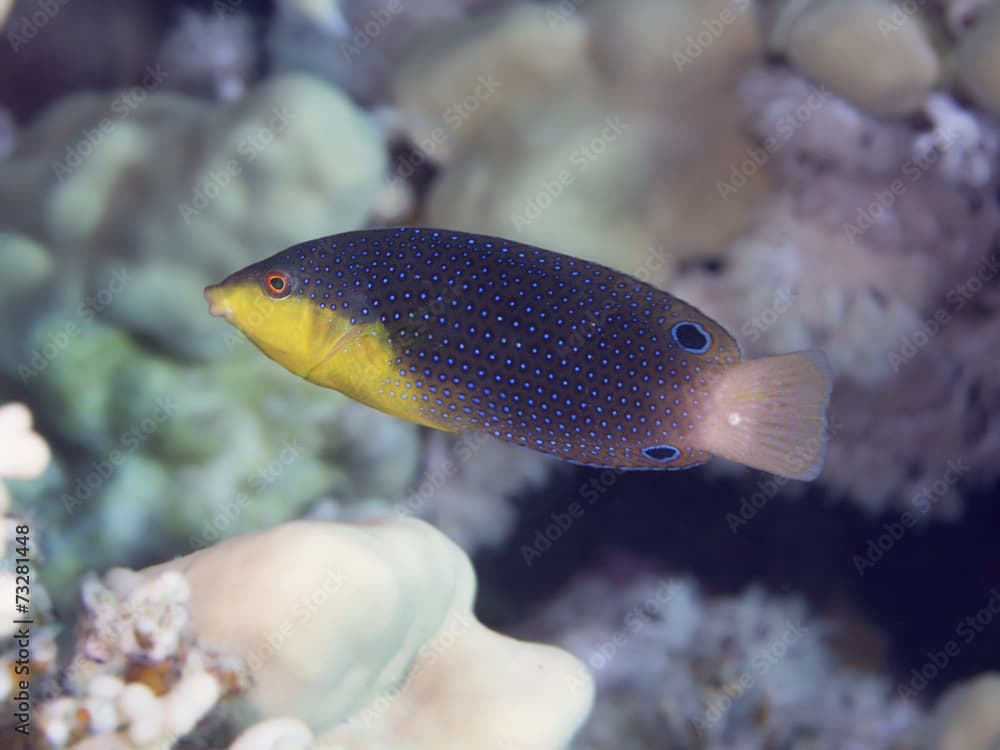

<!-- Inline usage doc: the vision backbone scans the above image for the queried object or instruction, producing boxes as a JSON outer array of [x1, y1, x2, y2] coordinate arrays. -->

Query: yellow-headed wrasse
[[205, 227, 832, 479]]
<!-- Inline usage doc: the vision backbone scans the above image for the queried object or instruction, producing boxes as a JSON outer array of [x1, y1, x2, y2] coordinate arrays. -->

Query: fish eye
[[264, 270, 292, 298]]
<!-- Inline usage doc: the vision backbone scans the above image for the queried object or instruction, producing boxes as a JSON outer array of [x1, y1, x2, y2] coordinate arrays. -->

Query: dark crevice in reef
[[476, 467, 1000, 701]]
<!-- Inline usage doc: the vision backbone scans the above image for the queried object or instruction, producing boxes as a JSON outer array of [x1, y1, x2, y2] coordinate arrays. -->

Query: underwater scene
[[1, 0, 999, 747]]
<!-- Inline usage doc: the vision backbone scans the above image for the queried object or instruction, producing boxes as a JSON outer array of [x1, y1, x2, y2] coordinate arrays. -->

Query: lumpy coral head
[[142, 518, 594, 749]]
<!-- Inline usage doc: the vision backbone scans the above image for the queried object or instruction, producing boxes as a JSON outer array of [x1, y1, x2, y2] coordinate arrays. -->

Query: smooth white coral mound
[[144, 517, 594, 750]]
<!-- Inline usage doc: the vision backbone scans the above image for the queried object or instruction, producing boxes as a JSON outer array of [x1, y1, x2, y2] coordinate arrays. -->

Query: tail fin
[[696, 351, 832, 480]]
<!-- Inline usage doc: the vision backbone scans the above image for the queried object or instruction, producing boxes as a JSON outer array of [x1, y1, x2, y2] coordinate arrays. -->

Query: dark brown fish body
[[206, 227, 832, 479]]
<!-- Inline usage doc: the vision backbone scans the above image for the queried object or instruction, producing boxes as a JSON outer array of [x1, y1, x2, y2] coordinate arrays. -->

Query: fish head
[[205, 256, 332, 378]]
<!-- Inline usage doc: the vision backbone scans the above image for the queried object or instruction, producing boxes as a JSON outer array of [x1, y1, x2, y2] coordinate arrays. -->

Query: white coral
[[519, 560, 921, 750], [36, 568, 244, 749], [142, 518, 594, 749], [158, 8, 256, 101], [0, 402, 51, 481], [916, 92, 998, 189]]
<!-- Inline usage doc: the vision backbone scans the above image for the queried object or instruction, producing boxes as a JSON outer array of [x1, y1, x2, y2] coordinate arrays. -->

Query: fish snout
[[204, 284, 232, 318]]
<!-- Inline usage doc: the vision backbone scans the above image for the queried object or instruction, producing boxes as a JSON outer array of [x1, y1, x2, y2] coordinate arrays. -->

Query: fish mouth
[[204, 284, 232, 318]]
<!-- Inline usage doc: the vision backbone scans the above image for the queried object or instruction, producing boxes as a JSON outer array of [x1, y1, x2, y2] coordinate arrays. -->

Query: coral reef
[[670, 64, 999, 514], [36, 569, 245, 748], [0, 0, 161, 122], [157, 7, 257, 101], [28, 518, 593, 750], [518, 556, 921, 749], [0, 404, 61, 741], [0, 74, 406, 599], [0, 73, 386, 358], [1, 411, 586, 749], [391, 0, 765, 280], [898, 673, 1000, 750], [763, 0, 940, 116], [955, 2, 1000, 117], [268, 0, 510, 105], [3, 1, 1000, 748], [384, 0, 1000, 515], [0, 402, 50, 482], [398, 431, 565, 553]]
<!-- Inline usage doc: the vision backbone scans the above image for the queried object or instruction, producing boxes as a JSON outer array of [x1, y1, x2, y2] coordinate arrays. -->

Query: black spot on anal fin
[[642, 445, 680, 463]]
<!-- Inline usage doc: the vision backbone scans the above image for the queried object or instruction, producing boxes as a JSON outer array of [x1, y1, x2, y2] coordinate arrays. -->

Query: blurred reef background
[[0, 0, 999, 748]]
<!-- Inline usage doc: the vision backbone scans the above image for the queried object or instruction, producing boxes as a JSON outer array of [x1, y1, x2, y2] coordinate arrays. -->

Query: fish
[[205, 227, 832, 479]]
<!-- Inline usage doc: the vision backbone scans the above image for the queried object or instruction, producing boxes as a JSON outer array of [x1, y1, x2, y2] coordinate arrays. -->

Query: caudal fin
[[696, 351, 832, 480]]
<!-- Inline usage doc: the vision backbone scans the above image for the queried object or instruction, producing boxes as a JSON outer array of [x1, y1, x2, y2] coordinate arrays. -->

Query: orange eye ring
[[264, 270, 292, 298]]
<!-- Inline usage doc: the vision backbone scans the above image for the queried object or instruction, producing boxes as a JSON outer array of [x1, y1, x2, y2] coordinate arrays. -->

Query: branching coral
[[157, 8, 257, 101], [518, 556, 921, 750], [671, 64, 1000, 514], [269, 0, 509, 105], [37, 569, 246, 748], [385, 0, 1000, 515]]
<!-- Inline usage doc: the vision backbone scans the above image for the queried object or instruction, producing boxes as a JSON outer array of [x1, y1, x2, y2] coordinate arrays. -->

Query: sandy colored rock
[[901, 673, 1000, 750], [402, 0, 766, 283], [768, 0, 939, 116], [956, 2, 1000, 118], [144, 518, 594, 749], [392, 3, 590, 165]]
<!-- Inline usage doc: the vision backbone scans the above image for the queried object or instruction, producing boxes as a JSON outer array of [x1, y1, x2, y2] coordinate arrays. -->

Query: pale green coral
[[0, 73, 387, 359], [0, 74, 424, 605]]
